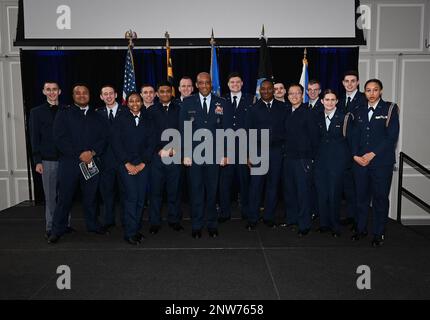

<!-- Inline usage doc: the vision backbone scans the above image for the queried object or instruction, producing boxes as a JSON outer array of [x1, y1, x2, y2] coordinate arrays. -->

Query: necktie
[[232, 96, 238, 109], [267, 102, 271, 110], [109, 109, 114, 123], [134, 115, 139, 126], [326, 115, 331, 131], [368, 107, 374, 121], [203, 97, 208, 114], [346, 96, 351, 111], [309, 103, 313, 109], [50, 105, 58, 115], [80, 108, 86, 116]]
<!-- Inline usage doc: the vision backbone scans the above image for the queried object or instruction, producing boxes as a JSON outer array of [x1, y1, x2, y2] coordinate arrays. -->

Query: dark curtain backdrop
[[20, 47, 358, 202]]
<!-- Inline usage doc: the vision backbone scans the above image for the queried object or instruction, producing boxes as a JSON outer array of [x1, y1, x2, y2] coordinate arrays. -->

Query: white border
[[399, 58, 430, 159], [8, 61, 26, 172], [0, 61, 9, 172], [376, 3, 425, 52], [375, 58, 397, 102], [358, 59, 370, 82], [14, 177, 28, 204], [6, 5, 18, 55], [0, 177, 11, 209]]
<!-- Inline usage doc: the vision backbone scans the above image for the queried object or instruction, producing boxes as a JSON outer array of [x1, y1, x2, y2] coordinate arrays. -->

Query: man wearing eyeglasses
[[282, 84, 319, 237]]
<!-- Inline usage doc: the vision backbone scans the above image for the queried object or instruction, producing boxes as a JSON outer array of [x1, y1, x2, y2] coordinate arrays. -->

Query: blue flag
[[122, 47, 137, 105], [210, 43, 220, 96], [299, 57, 309, 103]]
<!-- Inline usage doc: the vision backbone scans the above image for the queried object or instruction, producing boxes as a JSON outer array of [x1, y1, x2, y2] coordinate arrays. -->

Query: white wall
[[359, 0, 430, 224], [0, 0, 31, 211]]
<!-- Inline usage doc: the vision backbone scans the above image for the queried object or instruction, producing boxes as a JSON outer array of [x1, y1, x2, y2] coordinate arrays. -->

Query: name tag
[[336, 125, 341, 128], [375, 115, 388, 120]]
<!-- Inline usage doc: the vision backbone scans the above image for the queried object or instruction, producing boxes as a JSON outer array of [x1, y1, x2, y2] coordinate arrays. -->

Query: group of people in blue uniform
[[29, 70, 399, 247]]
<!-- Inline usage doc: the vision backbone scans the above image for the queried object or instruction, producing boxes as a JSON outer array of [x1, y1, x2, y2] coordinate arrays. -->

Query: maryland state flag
[[165, 32, 175, 96]]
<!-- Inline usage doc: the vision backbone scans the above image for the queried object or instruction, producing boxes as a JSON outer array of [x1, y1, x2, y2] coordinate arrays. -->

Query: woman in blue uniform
[[314, 89, 353, 238], [351, 79, 399, 246], [111, 92, 155, 245]]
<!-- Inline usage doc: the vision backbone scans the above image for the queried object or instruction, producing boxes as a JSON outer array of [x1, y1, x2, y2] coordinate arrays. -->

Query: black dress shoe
[[168, 223, 184, 232], [298, 229, 310, 237], [277, 222, 288, 227], [125, 235, 141, 245], [263, 220, 276, 228], [103, 224, 115, 232], [316, 226, 331, 233], [192, 230, 202, 239], [371, 236, 384, 247], [100, 225, 112, 235], [311, 213, 319, 221], [218, 216, 231, 223], [340, 217, 355, 226], [65, 227, 77, 234], [137, 232, 145, 242], [208, 228, 219, 238], [89, 229, 108, 235], [45, 231, 51, 239], [286, 223, 298, 232], [149, 225, 160, 235], [351, 231, 368, 241], [47, 234, 60, 244], [332, 232, 341, 238], [246, 223, 256, 231]]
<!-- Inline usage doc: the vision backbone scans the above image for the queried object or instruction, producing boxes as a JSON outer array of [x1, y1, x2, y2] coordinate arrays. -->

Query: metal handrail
[[397, 152, 430, 223]]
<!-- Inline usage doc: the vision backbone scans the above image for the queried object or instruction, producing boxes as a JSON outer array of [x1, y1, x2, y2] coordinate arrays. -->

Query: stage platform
[[1, 202, 429, 300]]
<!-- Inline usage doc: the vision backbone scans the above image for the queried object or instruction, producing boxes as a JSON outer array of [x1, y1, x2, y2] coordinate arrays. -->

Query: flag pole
[[125, 29, 137, 48], [165, 31, 175, 96], [210, 29, 220, 96], [122, 30, 138, 105], [210, 28, 215, 46], [165, 31, 170, 47], [300, 48, 309, 103], [125, 29, 137, 66]]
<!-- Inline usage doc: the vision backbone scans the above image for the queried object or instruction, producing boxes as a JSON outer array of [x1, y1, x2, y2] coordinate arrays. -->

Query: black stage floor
[[1, 202, 430, 300]]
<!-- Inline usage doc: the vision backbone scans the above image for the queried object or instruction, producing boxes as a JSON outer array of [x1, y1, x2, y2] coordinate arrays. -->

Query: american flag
[[122, 47, 137, 105]]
